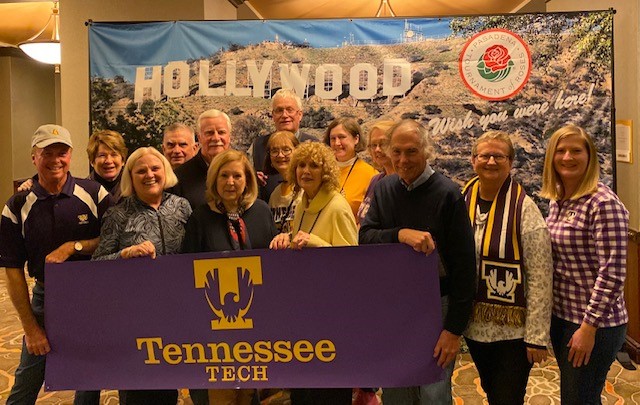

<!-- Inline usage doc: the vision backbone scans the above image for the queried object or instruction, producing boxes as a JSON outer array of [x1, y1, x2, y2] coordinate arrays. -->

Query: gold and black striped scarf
[[463, 176, 527, 327]]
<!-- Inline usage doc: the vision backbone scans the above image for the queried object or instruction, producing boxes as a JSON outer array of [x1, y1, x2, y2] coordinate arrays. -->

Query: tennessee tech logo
[[480, 261, 522, 304], [193, 257, 262, 330]]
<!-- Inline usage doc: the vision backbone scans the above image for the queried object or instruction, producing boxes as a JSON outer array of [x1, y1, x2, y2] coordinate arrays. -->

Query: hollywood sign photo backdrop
[[89, 11, 614, 212]]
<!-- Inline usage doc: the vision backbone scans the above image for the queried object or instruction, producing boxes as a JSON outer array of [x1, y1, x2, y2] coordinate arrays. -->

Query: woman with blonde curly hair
[[271, 141, 357, 251], [269, 142, 355, 404]]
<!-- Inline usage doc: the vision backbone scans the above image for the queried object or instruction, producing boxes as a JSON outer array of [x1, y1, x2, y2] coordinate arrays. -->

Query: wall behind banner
[[59, 0, 237, 177], [56, 0, 640, 229], [546, 1, 639, 229]]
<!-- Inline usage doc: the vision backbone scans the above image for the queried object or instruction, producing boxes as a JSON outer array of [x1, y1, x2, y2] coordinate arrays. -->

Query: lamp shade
[[19, 41, 61, 65], [18, 2, 61, 65]]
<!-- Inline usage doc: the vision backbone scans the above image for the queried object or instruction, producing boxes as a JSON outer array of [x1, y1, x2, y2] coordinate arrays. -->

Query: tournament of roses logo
[[459, 28, 532, 101]]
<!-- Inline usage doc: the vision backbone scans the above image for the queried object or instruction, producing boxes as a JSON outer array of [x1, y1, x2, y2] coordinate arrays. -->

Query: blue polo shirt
[[0, 173, 113, 282]]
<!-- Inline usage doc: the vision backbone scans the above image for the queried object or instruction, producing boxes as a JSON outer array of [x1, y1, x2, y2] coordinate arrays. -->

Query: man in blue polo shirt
[[1, 124, 113, 404]]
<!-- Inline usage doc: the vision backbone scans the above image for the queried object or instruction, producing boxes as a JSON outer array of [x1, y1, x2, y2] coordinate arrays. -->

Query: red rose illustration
[[483, 45, 511, 72]]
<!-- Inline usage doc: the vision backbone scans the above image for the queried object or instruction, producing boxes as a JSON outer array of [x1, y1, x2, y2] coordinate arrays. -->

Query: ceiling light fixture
[[19, 1, 61, 65], [375, 0, 396, 17]]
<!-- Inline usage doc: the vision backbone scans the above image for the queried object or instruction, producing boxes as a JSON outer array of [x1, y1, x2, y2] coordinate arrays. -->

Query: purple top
[[356, 171, 386, 224], [0, 174, 113, 282], [546, 182, 628, 328]]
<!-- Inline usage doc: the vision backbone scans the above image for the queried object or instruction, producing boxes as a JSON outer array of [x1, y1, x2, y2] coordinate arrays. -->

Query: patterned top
[[546, 182, 628, 328], [356, 171, 386, 224], [268, 183, 301, 234], [465, 196, 553, 346], [93, 192, 192, 260]]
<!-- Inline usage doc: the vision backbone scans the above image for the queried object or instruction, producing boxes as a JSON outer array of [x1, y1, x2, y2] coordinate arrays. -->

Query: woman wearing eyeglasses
[[264, 131, 302, 234], [324, 117, 378, 220], [356, 120, 395, 225], [462, 131, 553, 405]]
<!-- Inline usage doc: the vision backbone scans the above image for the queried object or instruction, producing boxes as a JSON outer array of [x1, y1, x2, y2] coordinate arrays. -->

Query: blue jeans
[[6, 283, 46, 405], [382, 296, 454, 405], [550, 315, 627, 405]]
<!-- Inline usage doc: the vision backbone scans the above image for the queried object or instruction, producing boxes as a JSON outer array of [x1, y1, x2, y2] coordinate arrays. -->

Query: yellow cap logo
[[194, 257, 262, 330], [52, 128, 59, 135]]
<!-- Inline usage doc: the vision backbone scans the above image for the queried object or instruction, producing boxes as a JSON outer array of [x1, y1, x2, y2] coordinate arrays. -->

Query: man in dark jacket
[[359, 119, 476, 405]]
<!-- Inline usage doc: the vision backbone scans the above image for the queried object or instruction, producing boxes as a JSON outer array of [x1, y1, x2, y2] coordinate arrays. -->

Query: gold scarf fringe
[[472, 302, 525, 327]]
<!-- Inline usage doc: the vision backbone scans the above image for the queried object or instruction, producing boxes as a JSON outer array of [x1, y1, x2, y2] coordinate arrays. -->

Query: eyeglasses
[[368, 142, 388, 150], [272, 107, 299, 116], [475, 154, 509, 163], [269, 147, 293, 157]]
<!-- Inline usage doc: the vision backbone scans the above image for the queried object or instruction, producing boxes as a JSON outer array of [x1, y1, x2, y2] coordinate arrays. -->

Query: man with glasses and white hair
[[248, 89, 317, 200], [171, 109, 231, 209]]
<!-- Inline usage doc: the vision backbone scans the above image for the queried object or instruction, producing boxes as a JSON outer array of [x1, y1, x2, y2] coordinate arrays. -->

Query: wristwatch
[[74, 241, 83, 253]]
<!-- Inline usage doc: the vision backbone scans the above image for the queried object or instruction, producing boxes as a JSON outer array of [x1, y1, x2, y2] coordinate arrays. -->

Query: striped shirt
[[546, 182, 628, 328], [0, 174, 113, 282]]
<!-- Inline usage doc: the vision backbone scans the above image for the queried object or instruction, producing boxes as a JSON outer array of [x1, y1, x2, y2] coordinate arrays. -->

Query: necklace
[[339, 157, 359, 194], [297, 208, 323, 235]]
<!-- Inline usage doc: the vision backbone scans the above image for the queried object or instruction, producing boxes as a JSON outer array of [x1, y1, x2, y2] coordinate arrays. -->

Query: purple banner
[[44, 244, 443, 390]]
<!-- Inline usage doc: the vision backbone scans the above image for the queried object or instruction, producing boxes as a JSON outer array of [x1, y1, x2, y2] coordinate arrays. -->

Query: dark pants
[[466, 338, 533, 405], [190, 388, 209, 405], [121, 389, 178, 404], [550, 315, 627, 405], [6, 284, 45, 405], [75, 389, 173, 404], [290, 388, 352, 404], [74, 391, 131, 404], [74, 390, 101, 404]]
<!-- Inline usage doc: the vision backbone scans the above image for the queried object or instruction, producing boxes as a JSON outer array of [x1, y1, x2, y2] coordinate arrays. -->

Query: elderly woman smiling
[[182, 150, 277, 254], [462, 131, 552, 405], [271, 141, 357, 251], [264, 130, 301, 234], [19, 129, 128, 203], [87, 130, 128, 202], [182, 149, 277, 405], [269, 142, 356, 404], [93, 147, 191, 261], [91, 147, 191, 404]]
